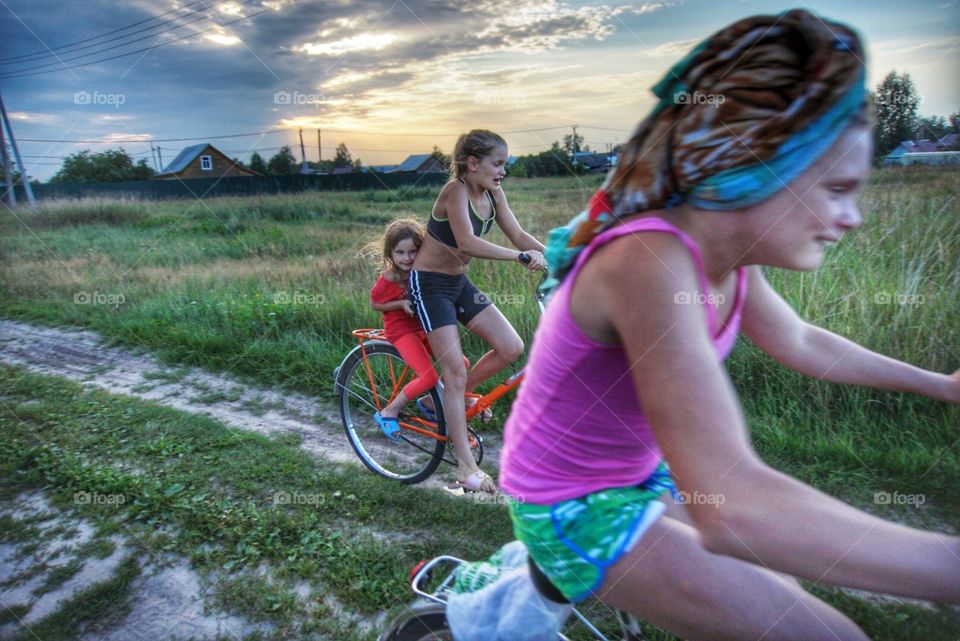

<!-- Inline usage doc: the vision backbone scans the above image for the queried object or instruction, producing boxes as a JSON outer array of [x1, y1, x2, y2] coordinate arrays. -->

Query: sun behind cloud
[[297, 33, 400, 56]]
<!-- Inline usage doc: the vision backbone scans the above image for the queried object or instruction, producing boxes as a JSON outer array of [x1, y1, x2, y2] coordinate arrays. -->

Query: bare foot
[[455, 467, 496, 494], [465, 396, 493, 422]]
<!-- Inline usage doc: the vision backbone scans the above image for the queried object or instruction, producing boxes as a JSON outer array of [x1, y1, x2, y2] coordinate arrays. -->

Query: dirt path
[[0, 318, 501, 483], [0, 318, 507, 639]]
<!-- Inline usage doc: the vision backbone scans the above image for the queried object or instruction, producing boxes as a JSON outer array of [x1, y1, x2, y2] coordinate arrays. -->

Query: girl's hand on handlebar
[[518, 250, 546, 271]]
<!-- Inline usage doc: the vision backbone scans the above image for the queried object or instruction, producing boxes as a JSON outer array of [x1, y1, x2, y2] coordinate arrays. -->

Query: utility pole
[[0, 92, 35, 206], [157, 146, 163, 171], [571, 124, 579, 167], [0, 114, 15, 207], [299, 128, 308, 174], [317, 129, 321, 171], [150, 144, 158, 171]]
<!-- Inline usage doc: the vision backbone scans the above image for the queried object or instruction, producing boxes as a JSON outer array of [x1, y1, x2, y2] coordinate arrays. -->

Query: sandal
[[448, 470, 496, 494], [415, 397, 437, 421], [373, 412, 402, 441]]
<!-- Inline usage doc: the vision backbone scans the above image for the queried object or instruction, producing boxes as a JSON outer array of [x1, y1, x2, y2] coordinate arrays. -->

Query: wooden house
[[154, 143, 260, 180]]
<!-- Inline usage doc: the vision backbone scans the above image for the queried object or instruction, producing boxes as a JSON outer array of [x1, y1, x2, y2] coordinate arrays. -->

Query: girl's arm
[[741, 266, 960, 404], [592, 234, 960, 601], [489, 187, 546, 253], [443, 182, 543, 265], [371, 300, 412, 314], [370, 274, 414, 315]]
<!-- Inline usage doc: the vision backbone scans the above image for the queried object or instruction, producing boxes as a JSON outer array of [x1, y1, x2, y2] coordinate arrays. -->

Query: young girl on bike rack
[[489, 10, 960, 640], [407, 129, 547, 493], [369, 219, 461, 438]]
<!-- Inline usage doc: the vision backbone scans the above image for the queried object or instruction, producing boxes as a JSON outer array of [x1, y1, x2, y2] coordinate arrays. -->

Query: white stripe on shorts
[[410, 270, 432, 333]]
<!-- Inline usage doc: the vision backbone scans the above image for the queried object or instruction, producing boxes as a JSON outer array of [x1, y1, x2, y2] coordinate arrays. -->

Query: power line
[[0, 0, 260, 74], [0, 0, 215, 65], [0, 4, 272, 78], [19, 129, 286, 143]]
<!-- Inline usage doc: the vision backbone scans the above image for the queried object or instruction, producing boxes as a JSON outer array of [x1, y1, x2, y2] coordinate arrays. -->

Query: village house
[[154, 143, 260, 180]]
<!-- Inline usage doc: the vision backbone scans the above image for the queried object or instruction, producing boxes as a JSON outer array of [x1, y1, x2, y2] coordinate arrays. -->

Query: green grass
[[1, 169, 959, 638], [0, 366, 512, 638], [1, 366, 957, 639]]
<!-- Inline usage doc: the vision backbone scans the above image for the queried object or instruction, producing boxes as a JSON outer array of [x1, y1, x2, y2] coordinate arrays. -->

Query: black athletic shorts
[[408, 270, 492, 332]]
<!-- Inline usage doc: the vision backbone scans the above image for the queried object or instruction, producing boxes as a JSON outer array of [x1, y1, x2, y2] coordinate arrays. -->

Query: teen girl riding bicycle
[[492, 10, 960, 641], [406, 129, 546, 494]]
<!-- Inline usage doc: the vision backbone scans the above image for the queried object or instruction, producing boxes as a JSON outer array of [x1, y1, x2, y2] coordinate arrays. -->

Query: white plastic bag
[[446, 541, 573, 641]]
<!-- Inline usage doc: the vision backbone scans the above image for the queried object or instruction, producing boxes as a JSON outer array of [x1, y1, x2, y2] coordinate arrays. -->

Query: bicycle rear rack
[[408, 555, 617, 641]]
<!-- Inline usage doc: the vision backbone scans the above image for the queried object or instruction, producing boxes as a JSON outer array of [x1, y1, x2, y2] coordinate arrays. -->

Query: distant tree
[[949, 111, 960, 133], [562, 132, 587, 158], [49, 148, 155, 183], [248, 152, 268, 175], [429, 145, 451, 172], [511, 140, 580, 177], [0, 164, 23, 188], [916, 115, 950, 140], [333, 142, 353, 168], [267, 146, 297, 175], [873, 71, 921, 159]]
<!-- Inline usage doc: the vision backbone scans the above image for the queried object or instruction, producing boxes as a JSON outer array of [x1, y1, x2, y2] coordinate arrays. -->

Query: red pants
[[391, 330, 469, 400]]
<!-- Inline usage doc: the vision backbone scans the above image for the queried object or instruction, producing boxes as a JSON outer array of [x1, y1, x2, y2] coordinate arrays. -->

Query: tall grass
[[1, 170, 957, 513]]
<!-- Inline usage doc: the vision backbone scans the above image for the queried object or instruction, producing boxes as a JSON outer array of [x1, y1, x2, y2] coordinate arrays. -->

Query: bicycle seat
[[528, 557, 570, 604]]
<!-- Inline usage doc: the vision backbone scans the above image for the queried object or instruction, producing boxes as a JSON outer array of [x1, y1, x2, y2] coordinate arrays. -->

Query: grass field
[[1, 168, 959, 639]]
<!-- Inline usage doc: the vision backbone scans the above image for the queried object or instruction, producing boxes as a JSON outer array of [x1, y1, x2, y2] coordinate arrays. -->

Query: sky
[[1, 0, 958, 182]]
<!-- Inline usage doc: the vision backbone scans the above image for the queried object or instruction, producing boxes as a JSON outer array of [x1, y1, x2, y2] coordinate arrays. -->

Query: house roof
[[573, 151, 617, 169], [937, 133, 959, 148], [390, 154, 433, 172], [893, 140, 941, 155], [364, 165, 397, 173], [160, 143, 212, 174]]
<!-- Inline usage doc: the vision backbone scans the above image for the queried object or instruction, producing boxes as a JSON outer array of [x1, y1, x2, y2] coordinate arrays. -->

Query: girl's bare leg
[[596, 516, 869, 641], [425, 325, 495, 492], [463, 305, 524, 393]]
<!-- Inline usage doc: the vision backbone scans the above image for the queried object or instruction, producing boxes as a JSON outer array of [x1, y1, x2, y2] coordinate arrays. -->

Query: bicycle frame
[[346, 271, 546, 441]]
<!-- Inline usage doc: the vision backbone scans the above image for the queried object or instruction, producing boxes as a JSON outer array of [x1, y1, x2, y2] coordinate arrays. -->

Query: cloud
[[9, 111, 60, 125]]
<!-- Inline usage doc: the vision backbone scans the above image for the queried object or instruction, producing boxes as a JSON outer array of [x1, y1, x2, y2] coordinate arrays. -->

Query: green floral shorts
[[508, 462, 676, 602]]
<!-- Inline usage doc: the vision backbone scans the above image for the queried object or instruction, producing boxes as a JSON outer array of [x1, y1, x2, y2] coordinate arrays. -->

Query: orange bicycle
[[334, 269, 545, 484]]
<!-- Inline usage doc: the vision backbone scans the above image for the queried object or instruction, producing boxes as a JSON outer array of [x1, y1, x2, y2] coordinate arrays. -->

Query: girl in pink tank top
[[495, 11, 960, 636]]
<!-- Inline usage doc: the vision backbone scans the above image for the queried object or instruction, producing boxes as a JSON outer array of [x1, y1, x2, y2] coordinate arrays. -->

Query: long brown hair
[[451, 129, 507, 180], [375, 218, 424, 280]]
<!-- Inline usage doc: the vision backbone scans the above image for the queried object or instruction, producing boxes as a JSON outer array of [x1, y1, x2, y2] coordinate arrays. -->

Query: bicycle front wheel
[[338, 341, 446, 484]]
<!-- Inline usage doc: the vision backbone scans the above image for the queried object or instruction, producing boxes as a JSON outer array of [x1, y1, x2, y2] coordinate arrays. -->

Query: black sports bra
[[427, 180, 497, 248]]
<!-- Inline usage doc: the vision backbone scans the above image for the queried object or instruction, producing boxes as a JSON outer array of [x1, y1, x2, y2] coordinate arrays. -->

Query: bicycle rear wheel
[[379, 600, 451, 641], [338, 341, 446, 484]]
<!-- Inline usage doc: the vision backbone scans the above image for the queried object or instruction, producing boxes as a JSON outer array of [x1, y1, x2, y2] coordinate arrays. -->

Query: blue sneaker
[[373, 412, 402, 441]]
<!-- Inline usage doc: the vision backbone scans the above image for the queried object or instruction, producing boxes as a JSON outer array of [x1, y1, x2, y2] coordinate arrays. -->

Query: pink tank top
[[500, 216, 748, 504]]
